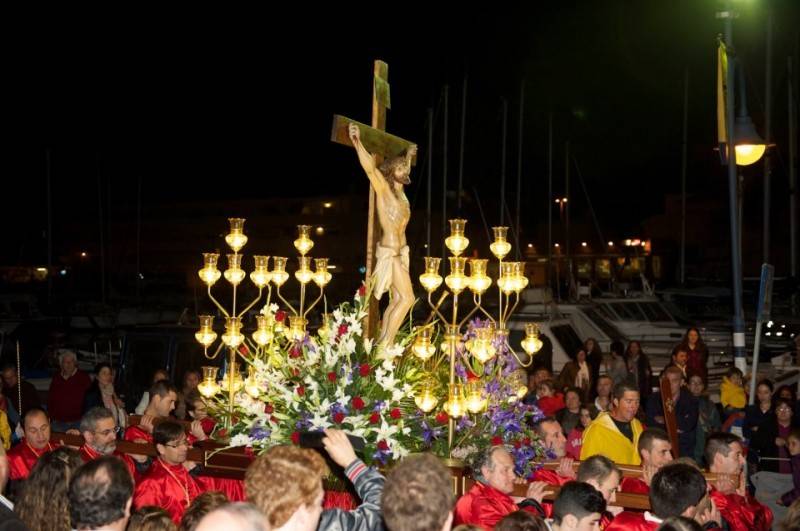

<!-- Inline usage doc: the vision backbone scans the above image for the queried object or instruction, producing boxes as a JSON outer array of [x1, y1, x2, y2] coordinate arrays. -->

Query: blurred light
[[581, 242, 587, 247], [315, 226, 325, 236], [776, 332, 783, 337], [323, 202, 333, 208], [767, 321, 774, 328], [781, 324, 786, 329], [80, 252, 88, 258], [138, 273, 144, 280], [734, 144, 766, 166], [554, 243, 560, 248], [527, 243, 533, 248], [36, 267, 47, 273], [766, 332, 771, 336], [608, 241, 614, 247], [59, 269, 67, 276], [358, 266, 367, 274]]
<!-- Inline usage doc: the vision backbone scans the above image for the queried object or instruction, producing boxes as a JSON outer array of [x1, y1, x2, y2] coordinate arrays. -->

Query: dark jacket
[[645, 387, 699, 457], [743, 403, 772, 440], [318, 459, 384, 531], [749, 415, 797, 472]]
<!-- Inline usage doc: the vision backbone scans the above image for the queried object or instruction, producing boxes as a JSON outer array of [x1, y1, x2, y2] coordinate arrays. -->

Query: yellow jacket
[[0, 409, 11, 450], [580, 411, 644, 465], [720, 377, 746, 409]]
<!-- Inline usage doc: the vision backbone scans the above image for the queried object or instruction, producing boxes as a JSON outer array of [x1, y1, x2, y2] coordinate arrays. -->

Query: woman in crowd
[[558, 349, 593, 401], [677, 327, 709, 383], [744, 380, 775, 440], [687, 373, 721, 465], [624, 340, 653, 402], [750, 397, 798, 474], [83, 362, 127, 428], [15, 446, 84, 531], [565, 403, 598, 460], [584, 338, 604, 390]]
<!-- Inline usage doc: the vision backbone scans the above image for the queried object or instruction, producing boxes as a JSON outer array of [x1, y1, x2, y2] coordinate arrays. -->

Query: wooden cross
[[331, 60, 417, 339]]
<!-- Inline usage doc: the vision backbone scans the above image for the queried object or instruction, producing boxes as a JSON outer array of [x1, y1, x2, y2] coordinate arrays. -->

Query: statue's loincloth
[[373, 244, 409, 300]]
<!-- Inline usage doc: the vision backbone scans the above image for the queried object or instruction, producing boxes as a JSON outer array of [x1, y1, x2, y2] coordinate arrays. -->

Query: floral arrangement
[[414, 318, 550, 478], [211, 286, 425, 466], [209, 290, 547, 476]]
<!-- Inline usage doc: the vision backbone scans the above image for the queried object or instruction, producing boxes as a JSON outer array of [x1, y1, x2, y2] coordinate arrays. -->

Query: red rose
[[291, 368, 300, 376], [290, 346, 302, 358], [390, 408, 402, 419], [377, 440, 389, 451], [466, 370, 479, 382], [217, 428, 228, 439], [369, 412, 380, 424], [435, 411, 449, 425], [514, 441, 521, 449], [244, 446, 255, 458], [327, 371, 337, 382], [291, 431, 300, 444], [275, 310, 287, 322], [522, 437, 531, 446], [358, 284, 366, 297], [264, 404, 273, 414], [296, 386, 305, 396], [238, 345, 250, 355], [352, 397, 365, 410], [359, 363, 370, 377], [491, 436, 503, 446], [338, 324, 349, 337], [333, 412, 345, 423]]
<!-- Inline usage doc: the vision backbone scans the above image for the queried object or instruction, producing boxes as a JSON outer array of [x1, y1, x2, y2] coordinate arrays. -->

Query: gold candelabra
[[414, 220, 543, 453], [194, 220, 332, 429]]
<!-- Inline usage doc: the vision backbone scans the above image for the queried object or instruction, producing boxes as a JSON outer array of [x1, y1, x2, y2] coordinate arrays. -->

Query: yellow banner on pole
[[717, 40, 729, 148]]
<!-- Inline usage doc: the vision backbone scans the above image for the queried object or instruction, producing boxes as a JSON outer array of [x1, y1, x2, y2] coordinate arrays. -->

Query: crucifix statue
[[330, 60, 418, 347]]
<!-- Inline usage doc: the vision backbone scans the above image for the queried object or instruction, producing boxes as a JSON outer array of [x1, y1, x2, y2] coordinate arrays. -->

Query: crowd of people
[[0, 329, 797, 530]]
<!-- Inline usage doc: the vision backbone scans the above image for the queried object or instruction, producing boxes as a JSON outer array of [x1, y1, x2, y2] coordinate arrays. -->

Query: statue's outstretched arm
[[348, 123, 386, 192]]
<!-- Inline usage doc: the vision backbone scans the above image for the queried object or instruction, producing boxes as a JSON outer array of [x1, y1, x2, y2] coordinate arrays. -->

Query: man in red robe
[[124, 380, 206, 444], [706, 432, 773, 531], [7, 408, 60, 480], [133, 420, 226, 523], [549, 482, 606, 531], [454, 446, 550, 530], [607, 463, 722, 531], [79, 406, 149, 481], [619, 428, 674, 495], [576, 455, 623, 528], [528, 418, 577, 486]]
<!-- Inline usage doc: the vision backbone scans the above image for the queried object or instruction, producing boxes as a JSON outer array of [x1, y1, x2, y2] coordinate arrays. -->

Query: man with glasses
[[133, 420, 206, 523], [7, 408, 60, 481], [79, 407, 149, 480]]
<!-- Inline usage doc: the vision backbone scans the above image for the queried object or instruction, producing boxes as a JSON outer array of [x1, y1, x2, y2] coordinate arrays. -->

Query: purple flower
[[456, 416, 475, 432], [373, 401, 386, 412], [331, 402, 349, 416], [455, 362, 467, 379], [250, 426, 271, 440], [373, 448, 392, 466]]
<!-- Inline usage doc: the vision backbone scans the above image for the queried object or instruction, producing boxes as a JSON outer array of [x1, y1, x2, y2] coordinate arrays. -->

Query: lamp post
[[415, 219, 543, 455], [718, 1, 767, 372]]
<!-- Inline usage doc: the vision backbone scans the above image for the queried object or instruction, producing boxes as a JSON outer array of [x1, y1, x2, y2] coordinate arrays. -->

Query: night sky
[[4, 2, 799, 270]]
